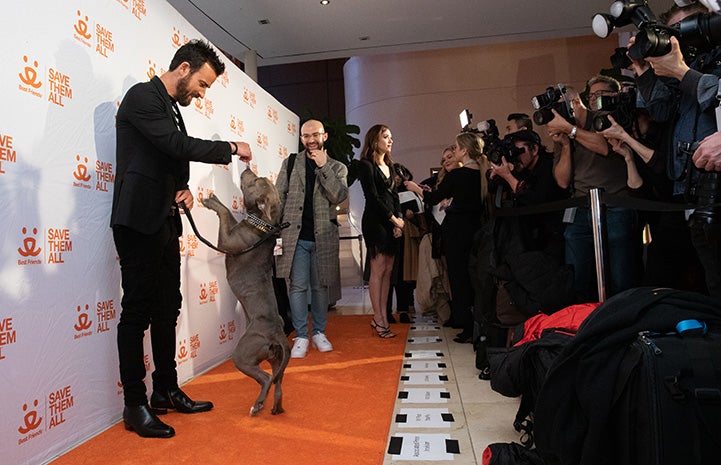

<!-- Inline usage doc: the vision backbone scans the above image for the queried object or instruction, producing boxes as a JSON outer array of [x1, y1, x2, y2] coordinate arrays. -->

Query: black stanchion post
[[590, 188, 607, 302]]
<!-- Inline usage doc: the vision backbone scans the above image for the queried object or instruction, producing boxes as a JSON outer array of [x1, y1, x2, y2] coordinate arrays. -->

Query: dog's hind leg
[[235, 361, 273, 416], [269, 343, 290, 415]]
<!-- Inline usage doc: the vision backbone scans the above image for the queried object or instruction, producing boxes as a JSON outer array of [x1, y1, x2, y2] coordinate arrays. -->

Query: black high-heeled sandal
[[370, 319, 396, 338]]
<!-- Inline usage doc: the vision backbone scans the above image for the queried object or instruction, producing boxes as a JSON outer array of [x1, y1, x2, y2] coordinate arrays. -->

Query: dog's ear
[[255, 178, 280, 223]]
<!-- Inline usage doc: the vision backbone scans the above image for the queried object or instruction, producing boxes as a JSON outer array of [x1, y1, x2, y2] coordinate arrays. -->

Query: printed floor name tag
[[387, 433, 460, 460], [405, 350, 444, 359], [400, 373, 449, 385], [398, 388, 451, 403], [395, 408, 455, 428], [403, 361, 447, 371]]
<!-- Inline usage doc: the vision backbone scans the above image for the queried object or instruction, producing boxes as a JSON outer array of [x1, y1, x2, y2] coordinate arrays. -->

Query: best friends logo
[[230, 115, 245, 137], [18, 55, 43, 98], [17, 227, 73, 265], [73, 10, 116, 57], [219, 320, 237, 345], [179, 234, 199, 258], [177, 336, 203, 366], [18, 55, 74, 106], [256, 132, 269, 151], [72, 155, 115, 192], [198, 281, 219, 305], [266, 106, 279, 124], [17, 385, 75, 445], [171, 26, 189, 49], [193, 96, 214, 120], [72, 299, 118, 340], [0, 132, 17, 175], [243, 87, 256, 108]]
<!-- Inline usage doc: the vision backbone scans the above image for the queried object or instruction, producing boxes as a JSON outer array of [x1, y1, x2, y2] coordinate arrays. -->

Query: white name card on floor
[[398, 388, 451, 403], [401, 373, 449, 385], [410, 324, 441, 331], [408, 336, 443, 344], [405, 350, 445, 359], [403, 361, 447, 371], [387, 433, 460, 460], [395, 408, 455, 428], [413, 316, 439, 324]]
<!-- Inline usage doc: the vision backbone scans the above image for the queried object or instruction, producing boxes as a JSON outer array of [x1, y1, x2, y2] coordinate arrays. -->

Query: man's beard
[[175, 75, 194, 107], [305, 141, 323, 152]]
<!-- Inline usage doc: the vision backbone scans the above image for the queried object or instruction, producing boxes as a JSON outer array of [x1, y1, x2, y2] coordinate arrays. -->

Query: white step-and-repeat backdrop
[[0, 1, 298, 464]]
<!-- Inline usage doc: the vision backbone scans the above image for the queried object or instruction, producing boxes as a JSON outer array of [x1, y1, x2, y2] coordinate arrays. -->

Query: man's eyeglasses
[[588, 89, 617, 103], [300, 132, 325, 140]]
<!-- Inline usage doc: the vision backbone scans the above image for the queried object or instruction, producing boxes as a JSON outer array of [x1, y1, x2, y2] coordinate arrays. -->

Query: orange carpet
[[50, 314, 408, 465]]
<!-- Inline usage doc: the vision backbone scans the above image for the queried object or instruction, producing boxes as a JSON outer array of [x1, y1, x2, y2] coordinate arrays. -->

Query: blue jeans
[[564, 207, 639, 302], [288, 239, 329, 338]]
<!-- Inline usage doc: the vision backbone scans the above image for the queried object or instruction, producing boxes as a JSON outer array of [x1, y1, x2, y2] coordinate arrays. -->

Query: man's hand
[[645, 36, 690, 81], [693, 132, 721, 171], [545, 109, 574, 135], [234, 141, 252, 162], [307, 148, 328, 167], [600, 115, 629, 142], [489, 156, 513, 182], [626, 36, 651, 76], [175, 189, 194, 210]]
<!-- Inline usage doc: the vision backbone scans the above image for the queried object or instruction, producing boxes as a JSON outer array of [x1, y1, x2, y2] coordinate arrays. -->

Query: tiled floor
[[334, 215, 521, 464]]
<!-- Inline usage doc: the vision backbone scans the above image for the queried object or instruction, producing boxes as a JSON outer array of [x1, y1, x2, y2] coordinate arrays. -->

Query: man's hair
[[660, 3, 707, 25], [587, 74, 621, 92], [507, 112, 533, 131], [169, 39, 225, 76]]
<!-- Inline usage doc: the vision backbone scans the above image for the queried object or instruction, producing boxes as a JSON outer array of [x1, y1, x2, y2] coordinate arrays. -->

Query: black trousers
[[113, 218, 182, 406], [689, 220, 721, 300]]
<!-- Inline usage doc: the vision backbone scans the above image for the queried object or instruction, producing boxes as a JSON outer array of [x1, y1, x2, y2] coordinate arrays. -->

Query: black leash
[[178, 201, 289, 255]]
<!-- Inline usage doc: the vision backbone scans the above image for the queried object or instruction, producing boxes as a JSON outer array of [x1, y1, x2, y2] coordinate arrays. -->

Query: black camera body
[[487, 136, 525, 166], [456, 113, 524, 167], [531, 84, 575, 126], [591, 87, 637, 132], [593, 1, 721, 60]]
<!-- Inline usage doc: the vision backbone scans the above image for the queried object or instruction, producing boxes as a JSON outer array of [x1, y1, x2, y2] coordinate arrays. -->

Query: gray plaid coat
[[274, 150, 348, 289]]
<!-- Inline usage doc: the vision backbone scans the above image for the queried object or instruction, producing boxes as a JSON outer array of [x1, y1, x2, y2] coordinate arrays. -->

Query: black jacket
[[111, 76, 231, 235]]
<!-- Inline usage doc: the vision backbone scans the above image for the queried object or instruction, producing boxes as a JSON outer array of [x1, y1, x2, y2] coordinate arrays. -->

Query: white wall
[[0, 1, 298, 464]]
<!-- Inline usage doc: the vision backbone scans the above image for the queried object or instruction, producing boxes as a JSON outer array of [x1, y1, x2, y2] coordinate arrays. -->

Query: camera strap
[[716, 78, 721, 130]]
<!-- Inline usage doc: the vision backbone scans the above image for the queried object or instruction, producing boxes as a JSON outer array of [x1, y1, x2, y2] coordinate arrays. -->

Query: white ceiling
[[166, 0, 669, 67]]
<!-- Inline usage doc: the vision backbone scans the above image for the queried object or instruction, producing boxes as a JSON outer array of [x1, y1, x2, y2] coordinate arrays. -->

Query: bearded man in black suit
[[111, 39, 251, 438]]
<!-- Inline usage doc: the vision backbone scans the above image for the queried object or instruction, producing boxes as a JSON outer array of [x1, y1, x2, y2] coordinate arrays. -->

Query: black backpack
[[534, 287, 721, 465]]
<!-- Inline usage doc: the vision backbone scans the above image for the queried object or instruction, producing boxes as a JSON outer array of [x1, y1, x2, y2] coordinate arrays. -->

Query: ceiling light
[[320, 0, 330, 5]]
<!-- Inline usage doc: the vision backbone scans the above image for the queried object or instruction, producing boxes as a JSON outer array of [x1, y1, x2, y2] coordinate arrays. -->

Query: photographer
[[505, 112, 533, 135], [545, 78, 640, 303], [631, 2, 721, 297], [489, 130, 569, 251]]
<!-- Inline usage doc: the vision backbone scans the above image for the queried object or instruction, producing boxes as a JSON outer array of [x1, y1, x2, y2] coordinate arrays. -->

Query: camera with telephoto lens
[[531, 84, 575, 126], [592, 0, 721, 60], [457, 110, 523, 166], [591, 86, 637, 132]]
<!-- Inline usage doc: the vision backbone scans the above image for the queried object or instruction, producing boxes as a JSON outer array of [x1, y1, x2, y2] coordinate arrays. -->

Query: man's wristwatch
[[569, 126, 578, 140]]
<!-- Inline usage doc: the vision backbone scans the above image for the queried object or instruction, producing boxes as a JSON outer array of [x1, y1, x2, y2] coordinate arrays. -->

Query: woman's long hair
[[360, 124, 394, 167], [455, 132, 490, 203]]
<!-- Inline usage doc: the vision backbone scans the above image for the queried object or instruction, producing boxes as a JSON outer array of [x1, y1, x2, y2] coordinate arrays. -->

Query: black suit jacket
[[111, 76, 231, 235]]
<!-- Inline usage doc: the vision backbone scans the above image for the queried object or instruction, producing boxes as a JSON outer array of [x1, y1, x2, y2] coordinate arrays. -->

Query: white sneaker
[[311, 333, 333, 352], [291, 337, 309, 358]]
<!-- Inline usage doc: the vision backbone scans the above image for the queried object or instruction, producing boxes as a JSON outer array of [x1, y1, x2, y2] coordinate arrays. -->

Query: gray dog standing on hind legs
[[202, 167, 290, 416]]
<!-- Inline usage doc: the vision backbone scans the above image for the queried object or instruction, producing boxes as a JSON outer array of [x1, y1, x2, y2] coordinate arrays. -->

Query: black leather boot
[[150, 387, 213, 414], [123, 404, 175, 438]]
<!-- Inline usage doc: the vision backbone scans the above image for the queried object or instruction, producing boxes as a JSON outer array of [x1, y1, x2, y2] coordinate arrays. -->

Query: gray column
[[243, 50, 258, 82]]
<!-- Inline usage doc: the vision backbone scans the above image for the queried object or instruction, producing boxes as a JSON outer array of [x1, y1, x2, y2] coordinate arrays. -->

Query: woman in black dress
[[358, 124, 405, 338], [406, 132, 489, 342]]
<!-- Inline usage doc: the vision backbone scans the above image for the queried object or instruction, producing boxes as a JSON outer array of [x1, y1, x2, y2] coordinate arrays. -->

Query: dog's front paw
[[201, 193, 221, 211]]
